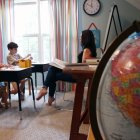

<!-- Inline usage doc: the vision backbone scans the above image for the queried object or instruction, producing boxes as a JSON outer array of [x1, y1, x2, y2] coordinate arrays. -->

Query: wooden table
[[0, 67, 36, 119], [63, 66, 96, 140], [32, 63, 49, 87]]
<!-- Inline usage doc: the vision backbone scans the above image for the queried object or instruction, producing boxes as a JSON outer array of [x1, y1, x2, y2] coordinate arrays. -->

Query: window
[[14, 0, 51, 62]]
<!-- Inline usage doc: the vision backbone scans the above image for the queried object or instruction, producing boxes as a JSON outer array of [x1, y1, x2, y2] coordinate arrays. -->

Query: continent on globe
[[111, 38, 140, 128]]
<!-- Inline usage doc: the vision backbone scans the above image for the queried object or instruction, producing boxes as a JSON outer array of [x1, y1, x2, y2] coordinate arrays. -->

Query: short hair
[[7, 42, 18, 49]]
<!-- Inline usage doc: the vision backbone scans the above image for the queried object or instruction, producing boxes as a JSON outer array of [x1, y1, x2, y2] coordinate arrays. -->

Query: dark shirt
[[77, 51, 83, 63]]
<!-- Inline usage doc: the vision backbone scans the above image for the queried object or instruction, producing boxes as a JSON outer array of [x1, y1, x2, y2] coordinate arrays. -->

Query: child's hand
[[30, 56, 33, 60], [27, 54, 33, 60], [4, 64, 12, 68], [27, 54, 31, 57]]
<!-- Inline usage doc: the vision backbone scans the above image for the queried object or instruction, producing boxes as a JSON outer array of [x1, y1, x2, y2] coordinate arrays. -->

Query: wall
[[78, 0, 140, 51]]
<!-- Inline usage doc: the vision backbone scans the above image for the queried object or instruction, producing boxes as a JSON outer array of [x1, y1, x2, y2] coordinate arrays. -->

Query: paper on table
[[0, 66, 25, 71]]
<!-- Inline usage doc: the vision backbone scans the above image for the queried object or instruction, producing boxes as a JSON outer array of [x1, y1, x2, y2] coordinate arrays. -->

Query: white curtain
[[0, 0, 14, 63], [49, 0, 79, 91]]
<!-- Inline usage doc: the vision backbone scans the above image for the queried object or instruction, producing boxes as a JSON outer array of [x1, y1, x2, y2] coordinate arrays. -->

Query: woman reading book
[[36, 30, 97, 105]]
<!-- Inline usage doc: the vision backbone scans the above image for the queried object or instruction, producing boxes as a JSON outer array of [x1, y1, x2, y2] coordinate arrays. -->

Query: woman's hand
[[82, 48, 93, 62]]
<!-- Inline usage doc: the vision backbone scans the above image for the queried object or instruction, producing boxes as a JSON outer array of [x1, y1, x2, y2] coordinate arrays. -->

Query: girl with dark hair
[[78, 30, 96, 63], [36, 30, 97, 105]]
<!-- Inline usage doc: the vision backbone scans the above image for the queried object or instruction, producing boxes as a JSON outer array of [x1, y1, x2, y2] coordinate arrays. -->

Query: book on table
[[49, 59, 89, 70], [85, 58, 100, 65]]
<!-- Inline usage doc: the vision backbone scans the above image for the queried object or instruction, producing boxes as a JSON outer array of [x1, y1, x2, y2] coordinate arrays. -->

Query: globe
[[96, 32, 140, 140]]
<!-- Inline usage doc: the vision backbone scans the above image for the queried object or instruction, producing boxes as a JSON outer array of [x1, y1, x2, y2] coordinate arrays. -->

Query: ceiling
[[125, 0, 140, 10]]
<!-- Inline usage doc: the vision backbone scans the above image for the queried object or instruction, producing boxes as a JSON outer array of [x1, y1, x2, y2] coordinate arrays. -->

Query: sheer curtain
[[49, 0, 79, 91], [0, 22, 2, 63], [0, 0, 4, 63], [0, 0, 14, 63], [49, 0, 78, 62]]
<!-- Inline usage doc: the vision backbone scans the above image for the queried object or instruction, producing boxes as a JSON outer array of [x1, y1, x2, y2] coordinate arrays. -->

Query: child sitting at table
[[0, 64, 9, 108], [7, 42, 32, 66], [7, 42, 32, 100]]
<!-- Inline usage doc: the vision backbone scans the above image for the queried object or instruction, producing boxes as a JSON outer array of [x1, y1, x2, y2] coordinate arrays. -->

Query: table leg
[[8, 82, 11, 107], [35, 72, 37, 88], [29, 77, 36, 109], [16, 81, 22, 120], [42, 72, 45, 84], [83, 79, 92, 124], [69, 79, 87, 140], [42, 72, 46, 102]]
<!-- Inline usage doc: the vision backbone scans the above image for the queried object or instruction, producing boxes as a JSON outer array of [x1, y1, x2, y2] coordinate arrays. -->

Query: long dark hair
[[78, 30, 97, 62]]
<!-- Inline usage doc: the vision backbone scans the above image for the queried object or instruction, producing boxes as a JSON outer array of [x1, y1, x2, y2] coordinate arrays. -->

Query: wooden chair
[[7, 78, 32, 100]]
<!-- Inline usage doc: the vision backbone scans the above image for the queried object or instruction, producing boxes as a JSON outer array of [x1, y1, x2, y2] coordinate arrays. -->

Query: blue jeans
[[43, 66, 76, 97]]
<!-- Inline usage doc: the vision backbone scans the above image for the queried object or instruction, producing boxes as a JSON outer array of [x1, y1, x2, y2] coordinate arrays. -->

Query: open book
[[49, 59, 89, 69]]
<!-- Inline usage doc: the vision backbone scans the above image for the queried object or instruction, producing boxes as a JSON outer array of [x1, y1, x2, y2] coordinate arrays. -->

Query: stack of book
[[85, 58, 100, 65], [49, 58, 99, 71]]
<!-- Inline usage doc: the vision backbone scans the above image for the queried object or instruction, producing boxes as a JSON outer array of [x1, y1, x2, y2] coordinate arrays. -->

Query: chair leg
[[54, 92, 63, 110], [54, 91, 73, 111], [28, 79, 31, 95], [54, 82, 74, 111], [63, 92, 73, 102]]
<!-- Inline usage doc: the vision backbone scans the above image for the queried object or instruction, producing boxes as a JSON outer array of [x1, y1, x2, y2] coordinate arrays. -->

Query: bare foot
[[46, 97, 55, 106], [36, 87, 47, 100]]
